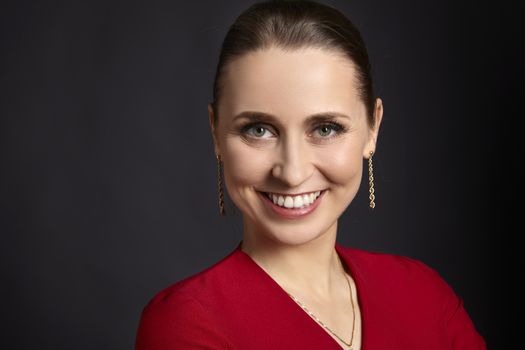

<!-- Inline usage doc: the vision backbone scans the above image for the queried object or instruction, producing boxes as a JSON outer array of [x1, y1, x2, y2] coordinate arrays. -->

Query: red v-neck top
[[135, 241, 486, 349]]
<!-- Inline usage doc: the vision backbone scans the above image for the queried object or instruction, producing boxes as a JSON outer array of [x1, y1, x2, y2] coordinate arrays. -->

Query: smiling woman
[[134, 1, 486, 349], [211, 47, 377, 250]]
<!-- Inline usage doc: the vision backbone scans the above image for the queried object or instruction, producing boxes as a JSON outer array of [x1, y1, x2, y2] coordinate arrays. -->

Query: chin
[[256, 218, 334, 247]]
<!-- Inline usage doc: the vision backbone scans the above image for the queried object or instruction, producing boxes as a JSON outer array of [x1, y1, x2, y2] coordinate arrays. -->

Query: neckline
[[233, 240, 367, 350]]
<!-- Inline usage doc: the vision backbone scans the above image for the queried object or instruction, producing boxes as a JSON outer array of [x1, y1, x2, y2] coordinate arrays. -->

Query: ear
[[208, 102, 221, 158], [364, 97, 384, 159]]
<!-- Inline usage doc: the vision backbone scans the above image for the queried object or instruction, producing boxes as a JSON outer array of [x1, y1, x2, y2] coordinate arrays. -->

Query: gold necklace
[[286, 269, 356, 349]]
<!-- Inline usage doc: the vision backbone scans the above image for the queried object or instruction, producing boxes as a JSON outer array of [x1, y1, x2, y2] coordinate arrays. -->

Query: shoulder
[[338, 244, 461, 320], [337, 244, 487, 349], [338, 244, 451, 294], [135, 290, 231, 349], [135, 249, 238, 349], [144, 243, 242, 305]]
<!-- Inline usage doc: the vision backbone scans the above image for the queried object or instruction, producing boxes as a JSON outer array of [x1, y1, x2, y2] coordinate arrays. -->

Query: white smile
[[263, 191, 322, 209]]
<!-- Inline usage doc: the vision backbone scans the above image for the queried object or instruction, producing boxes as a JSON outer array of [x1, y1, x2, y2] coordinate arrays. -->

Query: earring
[[216, 155, 226, 216], [368, 150, 376, 209]]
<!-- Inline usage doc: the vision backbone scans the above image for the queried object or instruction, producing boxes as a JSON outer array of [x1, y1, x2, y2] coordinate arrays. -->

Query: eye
[[243, 124, 274, 138], [313, 123, 345, 138]]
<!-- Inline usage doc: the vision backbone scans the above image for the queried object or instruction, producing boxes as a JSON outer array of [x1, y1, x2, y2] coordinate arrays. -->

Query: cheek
[[316, 138, 364, 186], [221, 138, 272, 189]]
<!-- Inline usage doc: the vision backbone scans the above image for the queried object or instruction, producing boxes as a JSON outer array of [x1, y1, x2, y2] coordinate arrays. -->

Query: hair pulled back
[[211, 0, 376, 128]]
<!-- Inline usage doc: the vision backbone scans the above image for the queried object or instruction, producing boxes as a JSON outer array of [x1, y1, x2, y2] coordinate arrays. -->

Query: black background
[[1, 0, 516, 348]]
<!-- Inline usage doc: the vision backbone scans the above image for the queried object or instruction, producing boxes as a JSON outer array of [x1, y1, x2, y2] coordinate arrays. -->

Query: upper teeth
[[266, 191, 321, 209]]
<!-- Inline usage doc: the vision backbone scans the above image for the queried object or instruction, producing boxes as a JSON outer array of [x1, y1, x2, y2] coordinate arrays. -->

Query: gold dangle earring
[[216, 154, 226, 216], [368, 150, 376, 209]]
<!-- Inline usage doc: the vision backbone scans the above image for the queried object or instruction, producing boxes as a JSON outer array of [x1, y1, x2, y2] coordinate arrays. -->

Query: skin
[[208, 46, 383, 349]]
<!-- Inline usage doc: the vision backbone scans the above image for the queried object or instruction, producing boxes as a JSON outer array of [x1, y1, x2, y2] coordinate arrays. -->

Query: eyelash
[[239, 122, 348, 139]]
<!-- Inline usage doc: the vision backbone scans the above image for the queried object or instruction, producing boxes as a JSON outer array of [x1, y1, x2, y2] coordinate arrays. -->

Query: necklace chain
[[286, 267, 356, 349]]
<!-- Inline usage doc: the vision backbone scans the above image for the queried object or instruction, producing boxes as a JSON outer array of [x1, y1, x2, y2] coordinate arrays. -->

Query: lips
[[257, 190, 326, 219]]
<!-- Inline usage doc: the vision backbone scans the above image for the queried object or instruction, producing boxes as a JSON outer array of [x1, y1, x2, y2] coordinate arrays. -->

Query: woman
[[135, 1, 486, 349]]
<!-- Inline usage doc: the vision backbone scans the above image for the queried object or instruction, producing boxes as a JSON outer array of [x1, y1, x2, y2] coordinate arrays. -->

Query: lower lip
[[258, 190, 325, 219]]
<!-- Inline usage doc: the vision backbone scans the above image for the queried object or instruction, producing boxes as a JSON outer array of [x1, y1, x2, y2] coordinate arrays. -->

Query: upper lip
[[260, 190, 323, 196]]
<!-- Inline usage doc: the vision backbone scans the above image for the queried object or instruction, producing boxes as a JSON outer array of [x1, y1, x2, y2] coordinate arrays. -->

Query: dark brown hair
[[210, 0, 376, 128]]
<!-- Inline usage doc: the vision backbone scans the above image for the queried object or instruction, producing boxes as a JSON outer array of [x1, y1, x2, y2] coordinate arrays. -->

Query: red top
[[135, 241, 486, 349]]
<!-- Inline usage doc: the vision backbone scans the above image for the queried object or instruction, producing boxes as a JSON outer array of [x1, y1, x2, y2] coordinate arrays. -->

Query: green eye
[[242, 124, 273, 138], [252, 126, 267, 137], [315, 123, 343, 137], [317, 125, 333, 137]]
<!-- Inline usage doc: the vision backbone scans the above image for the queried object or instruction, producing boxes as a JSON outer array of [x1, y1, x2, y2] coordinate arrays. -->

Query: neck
[[240, 219, 345, 300]]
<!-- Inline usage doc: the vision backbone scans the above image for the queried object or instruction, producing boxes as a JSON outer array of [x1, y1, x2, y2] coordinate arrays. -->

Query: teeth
[[302, 194, 311, 206], [293, 196, 303, 208], [265, 191, 322, 209]]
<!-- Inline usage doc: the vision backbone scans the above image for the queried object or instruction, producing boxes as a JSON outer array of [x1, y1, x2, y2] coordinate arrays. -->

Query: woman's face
[[208, 47, 383, 246]]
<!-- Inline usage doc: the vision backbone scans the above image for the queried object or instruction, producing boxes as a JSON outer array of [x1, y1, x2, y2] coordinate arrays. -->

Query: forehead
[[220, 47, 362, 119]]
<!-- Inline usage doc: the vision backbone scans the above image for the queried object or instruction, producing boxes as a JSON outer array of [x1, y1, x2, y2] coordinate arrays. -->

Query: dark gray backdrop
[[1, 0, 514, 348]]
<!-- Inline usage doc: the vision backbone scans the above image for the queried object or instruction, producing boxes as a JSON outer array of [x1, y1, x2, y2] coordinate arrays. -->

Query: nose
[[271, 134, 313, 188]]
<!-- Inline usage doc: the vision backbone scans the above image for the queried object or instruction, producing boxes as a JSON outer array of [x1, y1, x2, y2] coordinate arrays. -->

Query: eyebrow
[[232, 111, 351, 124]]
